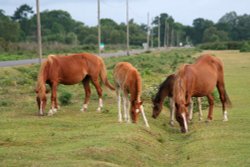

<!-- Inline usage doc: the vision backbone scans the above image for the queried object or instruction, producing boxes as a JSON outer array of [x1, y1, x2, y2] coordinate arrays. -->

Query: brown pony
[[35, 53, 114, 116], [173, 54, 231, 133], [113, 62, 149, 127], [152, 74, 202, 126]]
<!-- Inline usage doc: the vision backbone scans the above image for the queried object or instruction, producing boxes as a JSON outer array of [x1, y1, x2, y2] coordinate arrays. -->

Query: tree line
[[1, 4, 250, 49]]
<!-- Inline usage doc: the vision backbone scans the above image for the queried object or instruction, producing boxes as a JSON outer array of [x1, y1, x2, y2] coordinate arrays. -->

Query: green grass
[[0, 49, 249, 166]]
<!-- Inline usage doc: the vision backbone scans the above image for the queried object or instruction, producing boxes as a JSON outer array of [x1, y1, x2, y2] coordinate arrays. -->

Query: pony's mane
[[173, 64, 188, 104], [154, 81, 166, 103], [36, 55, 54, 98]]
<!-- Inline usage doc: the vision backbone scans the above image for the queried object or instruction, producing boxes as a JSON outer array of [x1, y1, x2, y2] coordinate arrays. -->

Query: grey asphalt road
[[0, 48, 169, 67]]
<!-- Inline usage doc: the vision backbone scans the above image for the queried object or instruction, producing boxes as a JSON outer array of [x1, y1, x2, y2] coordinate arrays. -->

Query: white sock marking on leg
[[182, 113, 188, 132], [223, 110, 228, 121], [39, 101, 43, 115], [140, 105, 149, 128]]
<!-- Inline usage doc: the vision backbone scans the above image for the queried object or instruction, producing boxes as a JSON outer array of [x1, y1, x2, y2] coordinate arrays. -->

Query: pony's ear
[[139, 101, 143, 105]]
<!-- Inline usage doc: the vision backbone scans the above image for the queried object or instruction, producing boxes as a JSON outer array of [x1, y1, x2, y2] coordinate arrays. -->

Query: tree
[[12, 4, 33, 21], [191, 18, 214, 44], [0, 10, 20, 42], [202, 27, 229, 42], [12, 4, 34, 40]]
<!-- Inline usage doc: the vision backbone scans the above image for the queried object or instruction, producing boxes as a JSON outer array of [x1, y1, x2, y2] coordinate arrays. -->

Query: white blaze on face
[[135, 108, 140, 113], [181, 112, 188, 132]]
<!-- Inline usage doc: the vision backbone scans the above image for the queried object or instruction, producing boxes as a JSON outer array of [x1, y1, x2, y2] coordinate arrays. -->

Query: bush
[[198, 41, 247, 50], [59, 91, 72, 105], [240, 42, 250, 52]]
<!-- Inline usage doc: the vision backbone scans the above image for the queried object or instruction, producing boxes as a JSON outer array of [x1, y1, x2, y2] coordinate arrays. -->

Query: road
[[0, 48, 169, 67]]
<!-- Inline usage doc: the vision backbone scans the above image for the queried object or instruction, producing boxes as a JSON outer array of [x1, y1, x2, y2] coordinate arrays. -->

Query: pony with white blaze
[[113, 62, 149, 127], [35, 53, 115, 116], [173, 54, 232, 133]]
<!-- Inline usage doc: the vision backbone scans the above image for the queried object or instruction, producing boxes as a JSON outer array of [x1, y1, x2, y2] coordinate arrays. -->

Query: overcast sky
[[1, 0, 250, 26]]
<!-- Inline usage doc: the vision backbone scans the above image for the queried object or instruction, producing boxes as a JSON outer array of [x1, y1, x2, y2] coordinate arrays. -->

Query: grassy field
[[0, 49, 249, 166]]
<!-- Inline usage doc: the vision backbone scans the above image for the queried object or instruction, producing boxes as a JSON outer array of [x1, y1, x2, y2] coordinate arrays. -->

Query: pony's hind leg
[[91, 78, 103, 112], [116, 88, 122, 122], [206, 94, 214, 121], [217, 84, 229, 121], [81, 77, 91, 112]]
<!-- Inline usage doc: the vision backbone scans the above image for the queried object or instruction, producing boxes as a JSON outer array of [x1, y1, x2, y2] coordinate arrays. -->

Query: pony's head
[[131, 100, 143, 123], [152, 99, 162, 119], [35, 83, 48, 116], [175, 103, 189, 133], [173, 65, 190, 133]]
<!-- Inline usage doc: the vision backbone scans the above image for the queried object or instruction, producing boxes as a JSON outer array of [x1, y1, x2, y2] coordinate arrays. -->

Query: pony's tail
[[99, 58, 115, 91]]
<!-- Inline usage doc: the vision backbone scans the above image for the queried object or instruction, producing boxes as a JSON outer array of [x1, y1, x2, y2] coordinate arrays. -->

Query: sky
[[1, 0, 250, 26]]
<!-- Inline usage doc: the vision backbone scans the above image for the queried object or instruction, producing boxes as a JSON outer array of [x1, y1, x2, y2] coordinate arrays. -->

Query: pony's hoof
[[38, 112, 44, 116], [96, 107, 102, 112], [53, 109, 57, 114], [48, 109, 54, 116], [199, 118, 203, 121], [126, 120, 131, 123], [80, 108, 87, 112], [169, 120, 174, 127], [223, 118, 228, 122], [205, 119, 212, 123]]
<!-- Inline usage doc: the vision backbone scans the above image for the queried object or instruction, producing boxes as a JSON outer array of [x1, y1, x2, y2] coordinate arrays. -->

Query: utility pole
[[147, 12, 150, 50], [36, 0, 42, 64], [171, 28, 175, 46], [167, 24, 169, 47], [97, 0, 101, 56], [164, 19, 167, 47], [126, 0, 130, 56], [158, 16, 160, 48], [151, 18, 154, 48]]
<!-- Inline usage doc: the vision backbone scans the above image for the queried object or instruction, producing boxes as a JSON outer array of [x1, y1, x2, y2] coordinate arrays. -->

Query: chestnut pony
[[35, 53, 114, 116], [173, 54, 231, 133], [152, 74, 202, 126], [113, 62, 149, 127]]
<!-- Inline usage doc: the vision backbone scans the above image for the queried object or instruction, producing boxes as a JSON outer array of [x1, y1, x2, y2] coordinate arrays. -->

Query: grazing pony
[[113, 62, 149, 127], [35, 53, 115, 116], [173, 54, 231, 133], [152, 74, 202, 126]]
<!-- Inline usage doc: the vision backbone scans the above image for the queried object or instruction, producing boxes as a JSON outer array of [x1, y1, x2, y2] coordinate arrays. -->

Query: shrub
[[240, 42, 250, 52], [59, 91, 72, 105]]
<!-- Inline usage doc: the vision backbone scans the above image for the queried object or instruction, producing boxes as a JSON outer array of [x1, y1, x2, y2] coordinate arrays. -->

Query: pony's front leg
[[188, 98, 194, 121], [48, 84, 58, 116], [81, 77, 91, 112], [140, 105, 150, 128], [122, 95, 128, 122], [197, 97, 203, 121], [169, 98, 175, 126]]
